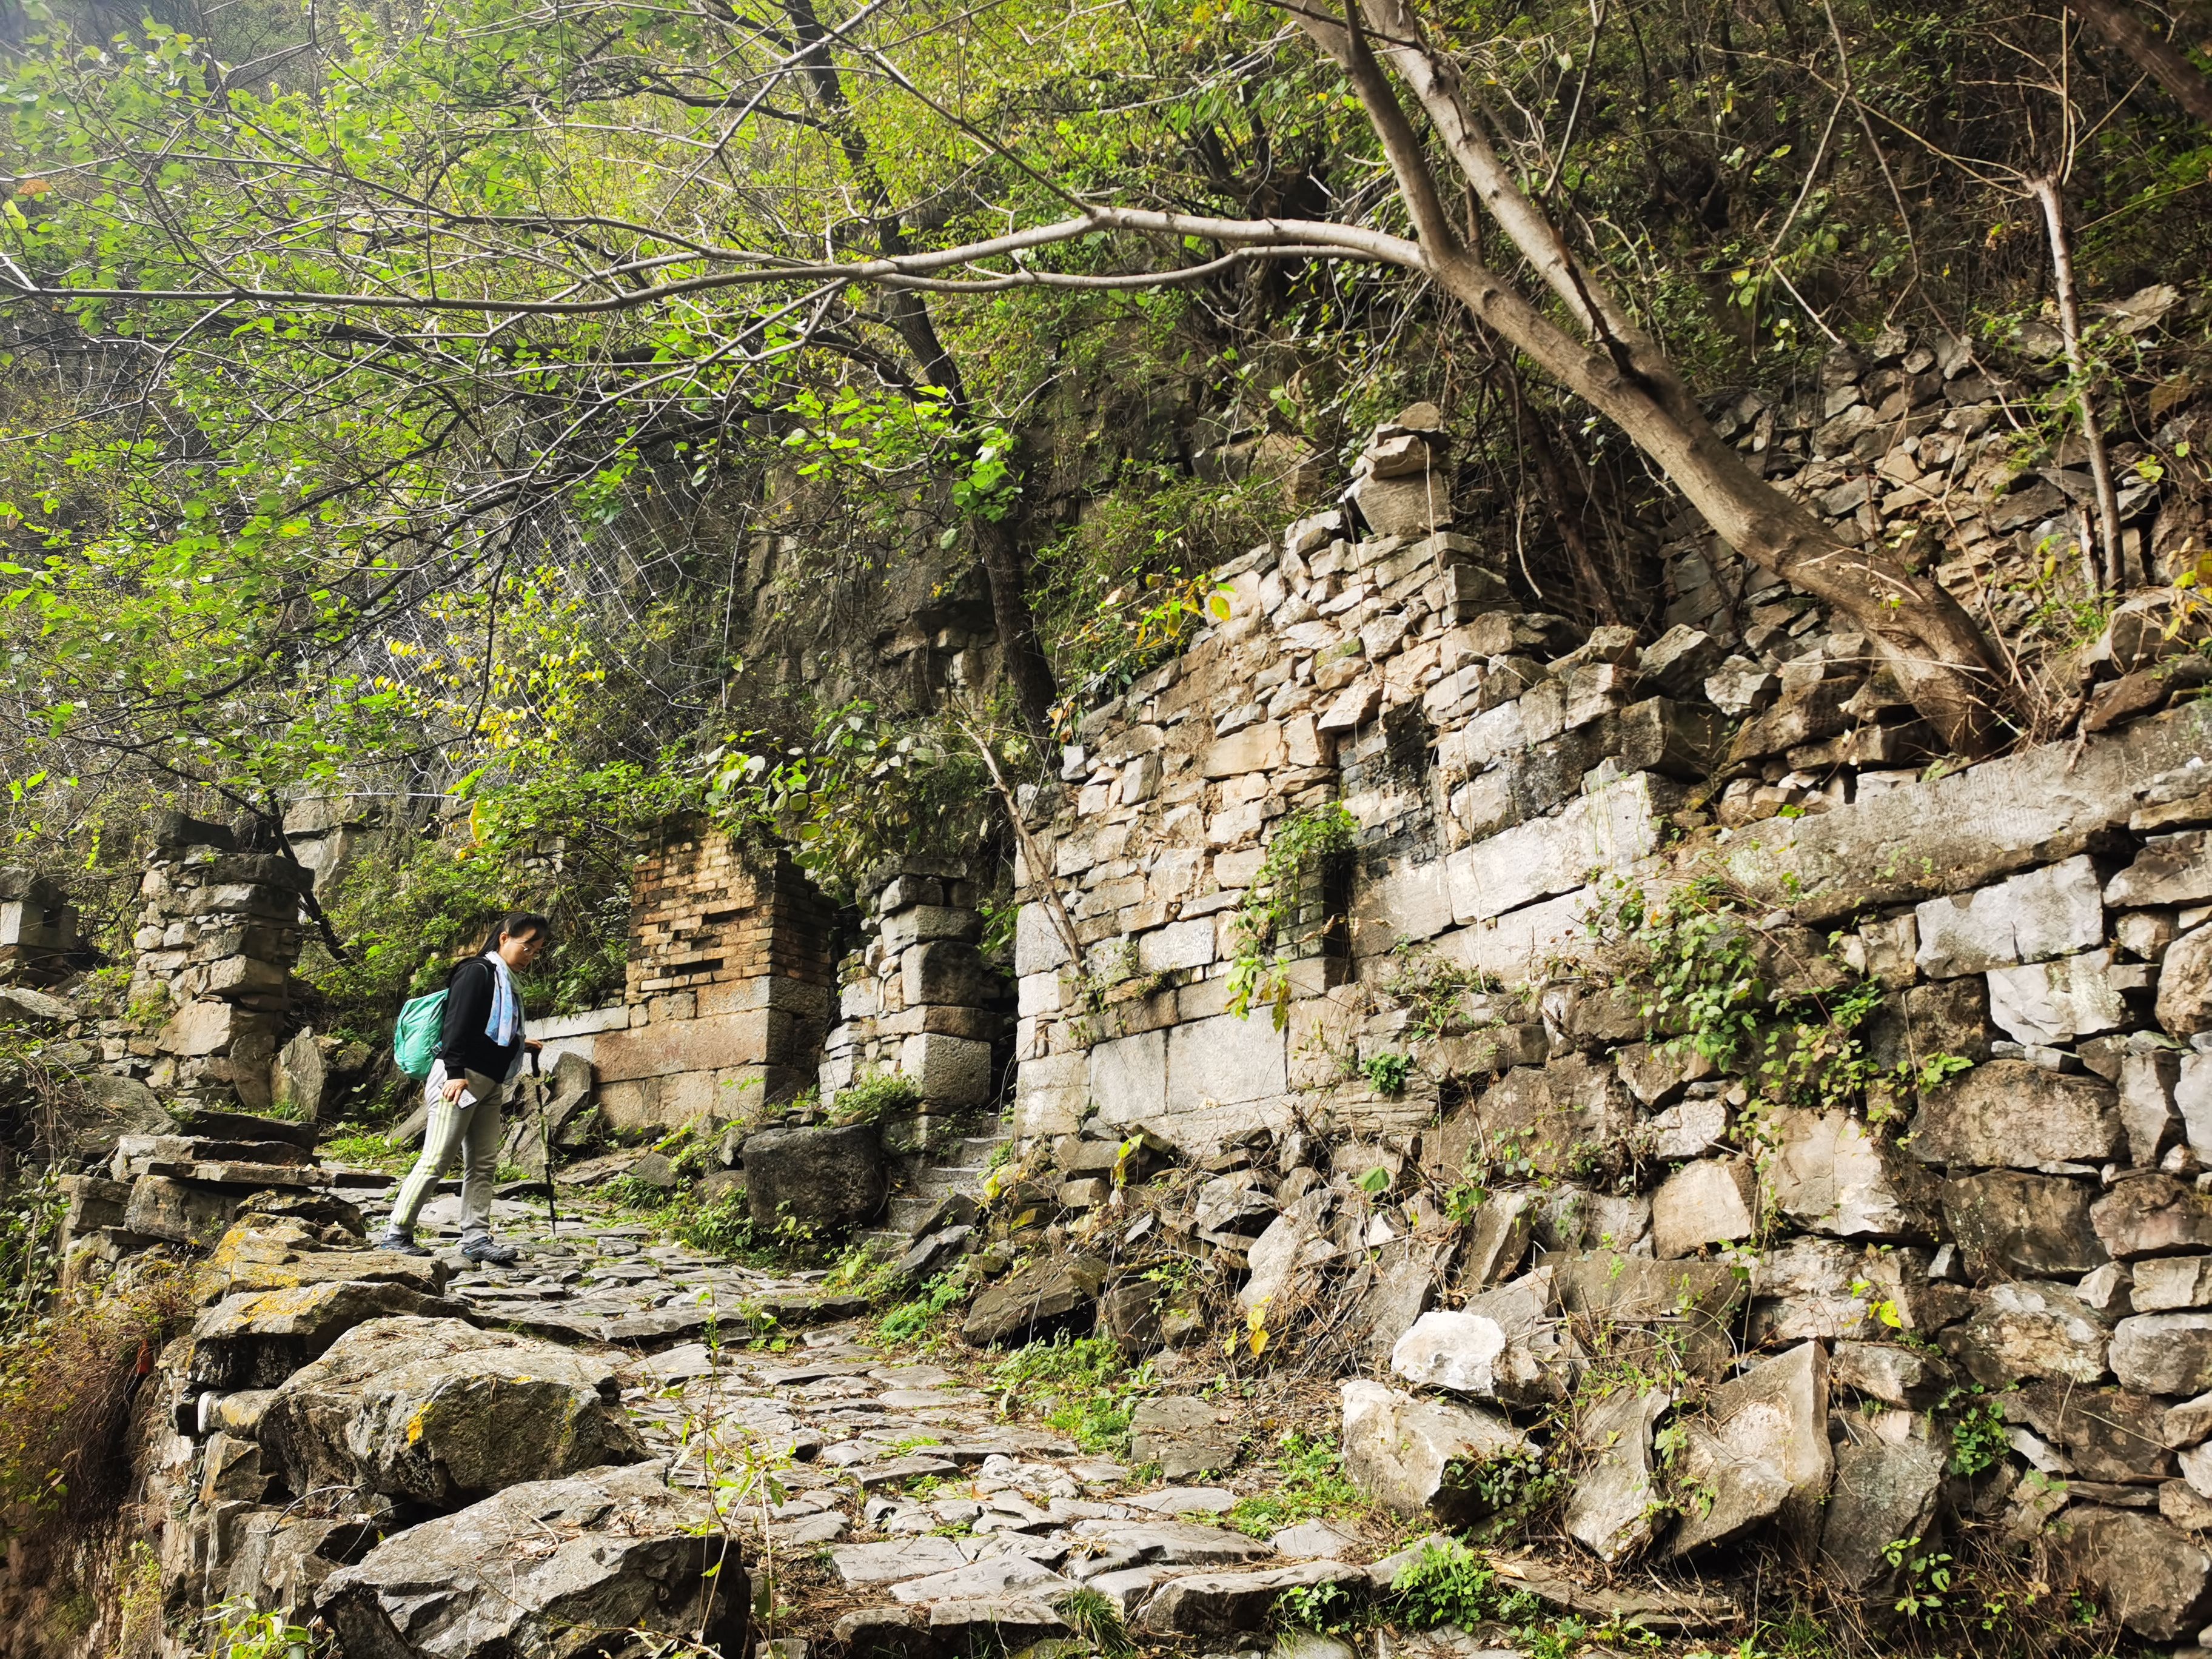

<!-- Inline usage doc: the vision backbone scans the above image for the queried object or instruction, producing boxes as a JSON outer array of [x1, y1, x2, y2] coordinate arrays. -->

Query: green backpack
[[392, 988, 449, 1078]]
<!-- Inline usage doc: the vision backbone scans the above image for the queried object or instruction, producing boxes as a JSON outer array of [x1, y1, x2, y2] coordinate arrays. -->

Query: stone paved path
[[351, 1185, 1447, 1652]]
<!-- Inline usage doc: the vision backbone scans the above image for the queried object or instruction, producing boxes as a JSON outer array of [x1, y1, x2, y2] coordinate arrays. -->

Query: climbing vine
[[1227, 802, 1358, 1029]]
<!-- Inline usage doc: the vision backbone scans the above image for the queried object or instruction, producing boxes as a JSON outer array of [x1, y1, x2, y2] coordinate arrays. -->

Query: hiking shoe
[[460, 1236, 520, 1266], [375, 1228, 431, 1258]]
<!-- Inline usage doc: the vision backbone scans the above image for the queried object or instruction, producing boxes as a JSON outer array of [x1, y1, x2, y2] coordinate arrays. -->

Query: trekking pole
[[531, 1049, 558, 1236]]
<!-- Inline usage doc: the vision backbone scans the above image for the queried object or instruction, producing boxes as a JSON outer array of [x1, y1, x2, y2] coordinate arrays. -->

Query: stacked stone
[[590, 817, 834, 1129], [128, 813, 307, 1111], [822, 865, 1001, 1113], [0, 866, 78, 983]]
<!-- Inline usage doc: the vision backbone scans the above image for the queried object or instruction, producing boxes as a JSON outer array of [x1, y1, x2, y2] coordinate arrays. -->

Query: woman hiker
[[376, 911, 548, 1264]]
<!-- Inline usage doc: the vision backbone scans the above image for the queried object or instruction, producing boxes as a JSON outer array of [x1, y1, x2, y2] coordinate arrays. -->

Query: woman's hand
[[524, 1038, 543, 1054], [442, 1076, 469, 1104]]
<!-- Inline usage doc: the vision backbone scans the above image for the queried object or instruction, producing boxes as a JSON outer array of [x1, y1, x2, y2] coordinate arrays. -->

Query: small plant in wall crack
[[1227, 801, 1357, 1030], [1361, 1051, 1409, 1094]]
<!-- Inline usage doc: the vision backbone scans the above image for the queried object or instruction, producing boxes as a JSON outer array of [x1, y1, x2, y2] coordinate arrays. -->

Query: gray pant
[[390, 1065, 508, 1241]]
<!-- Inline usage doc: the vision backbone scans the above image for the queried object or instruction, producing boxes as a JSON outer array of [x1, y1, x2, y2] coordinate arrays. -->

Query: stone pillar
[[821, 864, 1004, 1114], [0, 866, 78, 984], [588, 816, 835, 1131], [129, 813, 307, 1111]]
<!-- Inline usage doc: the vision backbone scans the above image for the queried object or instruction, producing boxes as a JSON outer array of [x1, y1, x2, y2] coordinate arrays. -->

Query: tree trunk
[[1292, 0, 2014, 756], [975, 510, 1059, 743], [2063, 0, 2212, 128], [2029, 174, 2130, 592]]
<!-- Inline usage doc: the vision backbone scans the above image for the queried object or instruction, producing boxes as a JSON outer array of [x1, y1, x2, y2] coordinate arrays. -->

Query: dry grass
[[0, 1257, 194, 1538]]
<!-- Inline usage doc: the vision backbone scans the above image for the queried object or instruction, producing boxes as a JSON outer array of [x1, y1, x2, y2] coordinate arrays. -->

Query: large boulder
[[205, 1216, 449, 1299], [741, 1123, 885, 1232], [960, 1254, 1106, 1346], [1669, 1342, 1832, 1555], [189, 1280, 463, 1390], [1906, 1061, 2122, 1168], [2054, 1507, 2212, 1640], [1339, 1379, 1531, 1521], [317, 1461, 748, 1659], [260, 1317, 646, 1509]]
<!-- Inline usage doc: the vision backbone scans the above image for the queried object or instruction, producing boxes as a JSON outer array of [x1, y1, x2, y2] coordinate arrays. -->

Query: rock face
[[189, 1281, 461, 1389], [259, 1317, 646, 1508], [317, 1461, 749, 1659], [1671, 1343, 1831, 1555], [1339, 1379, 1530, 1520], [742, 1124, 886, 1231]]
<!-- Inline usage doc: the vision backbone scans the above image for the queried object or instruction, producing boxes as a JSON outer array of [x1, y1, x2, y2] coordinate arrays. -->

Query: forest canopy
[[0, 0, 2205, 993]]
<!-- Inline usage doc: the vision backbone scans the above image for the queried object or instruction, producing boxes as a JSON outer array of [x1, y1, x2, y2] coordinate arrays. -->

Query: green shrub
[[1228, 1432, 1364, 1537], [830, 1071, 922, 1125], [1390, 1539, 1534, 1629], [991, 1332, 1156, 1456], [878, 1271, 969, 1342]]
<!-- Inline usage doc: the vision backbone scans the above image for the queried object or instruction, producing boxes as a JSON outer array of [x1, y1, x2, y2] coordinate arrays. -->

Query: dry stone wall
[[588, 816, 835, 1131], [990, 327, 2212, 1635], [821, 862, 1006, 1113], [126, 813, 309, 1113]]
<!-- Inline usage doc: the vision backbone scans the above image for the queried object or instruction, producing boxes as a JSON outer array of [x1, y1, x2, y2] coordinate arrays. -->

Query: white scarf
[[484, 952, 522, 1047]]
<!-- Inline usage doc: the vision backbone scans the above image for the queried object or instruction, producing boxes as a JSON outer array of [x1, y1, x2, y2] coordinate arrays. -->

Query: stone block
[[1339, 1378, 1531, 1521], [2131, 1256, 2212, 1311], [1467, 1053, 1634, 1177], [1444, 773, 1669, 925], [1388, 1270, 1567, 1406], [1202, 723, 1286, 779], [1942, 1171, 2108, 1279], [899, 1033, 992, 1106], [1136, 919, 1216, 974], [1939, 1281, 2110, 1386], [2162, 923, 2212, 1037], [742, 1124, 886, 1230], [880, 905, 980, 953], [1651, 1159, 1756, 1258], [2093, 1173, 2212, 1259], [1564, 1386, 1671, 1563], [1013, 1051, 1085, 1140], [1351, 860, 1453, 954], [1166, 1014, 1287, 1108], [1670, 1342, 1832, 1555], [2054, 1508, 2212, 1640], [126, 1175, 244, 1247], [1553, 1252, 1744, 1379], [901, 940, 996, 1008], [1986, 948, 2133, 1045], [1914, 855, 2105, 978], [2107, 831, 2212, 908], [2114, 1313, 2212, 1395], [1763, 1108, 1942, 1239], [1130, 1396, 1241, 1480], [2120, 1048, 2184, 1166], [1906, 1060, 2121, 1168]]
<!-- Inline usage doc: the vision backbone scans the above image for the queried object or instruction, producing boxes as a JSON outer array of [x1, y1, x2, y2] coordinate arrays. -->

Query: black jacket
[[438, 956, 525, 1082]]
